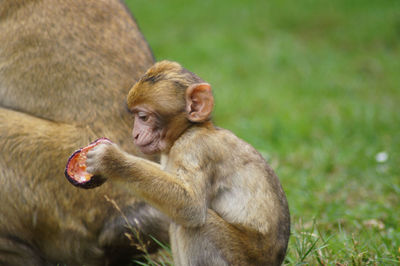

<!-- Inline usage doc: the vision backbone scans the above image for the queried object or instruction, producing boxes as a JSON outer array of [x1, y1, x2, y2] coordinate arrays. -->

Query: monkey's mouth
[[134, 131, 162, 154], [137, 139, 161, 155]]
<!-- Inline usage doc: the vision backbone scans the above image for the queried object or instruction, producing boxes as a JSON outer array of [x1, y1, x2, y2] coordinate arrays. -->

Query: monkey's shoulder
[[170, 125, 272, 173]]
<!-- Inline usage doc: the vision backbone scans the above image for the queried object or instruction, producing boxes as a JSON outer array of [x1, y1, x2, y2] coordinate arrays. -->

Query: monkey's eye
[[137, 112, 150, 122]]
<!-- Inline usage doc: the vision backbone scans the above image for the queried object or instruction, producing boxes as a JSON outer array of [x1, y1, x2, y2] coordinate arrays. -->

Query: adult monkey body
[[86, 61, 291, 265], [0, 1, 169, 265]]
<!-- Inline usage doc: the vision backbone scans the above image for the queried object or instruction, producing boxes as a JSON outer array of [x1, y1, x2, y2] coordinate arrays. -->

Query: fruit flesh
[[66, 147, 93, 183], [65, 138, 111, 187]]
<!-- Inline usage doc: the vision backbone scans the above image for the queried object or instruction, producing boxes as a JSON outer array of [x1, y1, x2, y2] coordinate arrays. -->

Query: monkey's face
[[130, 104, 190, 155], [131, 107, 165, 155]]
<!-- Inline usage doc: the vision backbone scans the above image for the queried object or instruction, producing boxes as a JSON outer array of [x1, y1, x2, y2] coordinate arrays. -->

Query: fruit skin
[[64, 138, 111, 189]]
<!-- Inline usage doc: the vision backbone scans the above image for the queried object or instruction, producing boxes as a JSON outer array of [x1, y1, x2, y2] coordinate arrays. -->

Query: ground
[[126, 0, 400, 264]]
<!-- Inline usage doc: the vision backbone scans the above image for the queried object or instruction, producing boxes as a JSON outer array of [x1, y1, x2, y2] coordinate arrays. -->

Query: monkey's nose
[[132, 128, 139, 140]]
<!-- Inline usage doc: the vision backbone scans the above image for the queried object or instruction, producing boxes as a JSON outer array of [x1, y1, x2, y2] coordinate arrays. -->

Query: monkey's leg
[[174, 209, 279, 266], [0, 107, 101, 264], [0, 236, 47, 266], [0, 107, 170, 265]]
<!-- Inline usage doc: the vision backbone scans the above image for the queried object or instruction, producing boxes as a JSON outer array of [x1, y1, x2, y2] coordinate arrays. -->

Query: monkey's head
[[127, 60, 214, 155]]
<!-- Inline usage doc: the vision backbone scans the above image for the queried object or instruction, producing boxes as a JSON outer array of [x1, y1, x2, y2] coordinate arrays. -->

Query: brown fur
[[86, 61, 291, 265], [0, 1, 170, 265]]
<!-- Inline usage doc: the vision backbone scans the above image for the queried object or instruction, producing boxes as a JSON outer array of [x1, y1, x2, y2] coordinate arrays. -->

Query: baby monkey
[[86, 61, 290, 265]]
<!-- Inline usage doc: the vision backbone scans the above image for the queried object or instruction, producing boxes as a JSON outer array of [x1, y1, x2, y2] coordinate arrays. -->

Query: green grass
[[126, 0, 400, 264]]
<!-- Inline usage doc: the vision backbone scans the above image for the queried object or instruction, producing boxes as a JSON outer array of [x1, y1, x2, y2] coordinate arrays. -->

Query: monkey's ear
[[185, 83, 214, 123]]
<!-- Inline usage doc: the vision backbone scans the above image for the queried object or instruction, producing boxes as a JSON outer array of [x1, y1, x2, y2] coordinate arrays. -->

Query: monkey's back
[[210, 128, 289, 230], [171, 125, 291, 264], [0, 0, 153, 130]]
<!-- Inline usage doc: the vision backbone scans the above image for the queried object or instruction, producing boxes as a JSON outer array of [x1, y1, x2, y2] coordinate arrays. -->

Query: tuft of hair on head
[[141, 60, 204, 87], [127, 60, 205, 111]]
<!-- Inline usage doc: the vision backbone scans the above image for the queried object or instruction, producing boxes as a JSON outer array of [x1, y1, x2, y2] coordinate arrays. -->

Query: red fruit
[[64, 138, 111, 189]]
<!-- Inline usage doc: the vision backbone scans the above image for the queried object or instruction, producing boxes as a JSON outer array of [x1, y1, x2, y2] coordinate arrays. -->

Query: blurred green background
[[126, 0, 400, 264]]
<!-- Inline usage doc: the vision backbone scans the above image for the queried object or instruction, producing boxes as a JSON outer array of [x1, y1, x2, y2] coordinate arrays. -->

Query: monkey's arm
[[86, 143, 207, 227]]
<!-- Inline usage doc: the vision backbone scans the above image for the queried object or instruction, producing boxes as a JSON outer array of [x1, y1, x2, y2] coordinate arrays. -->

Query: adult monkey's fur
[[0, 1, 169, 265]]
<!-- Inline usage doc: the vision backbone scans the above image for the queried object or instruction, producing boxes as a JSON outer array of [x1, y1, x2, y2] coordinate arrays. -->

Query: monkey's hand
[[86, 142, 128, 179]]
